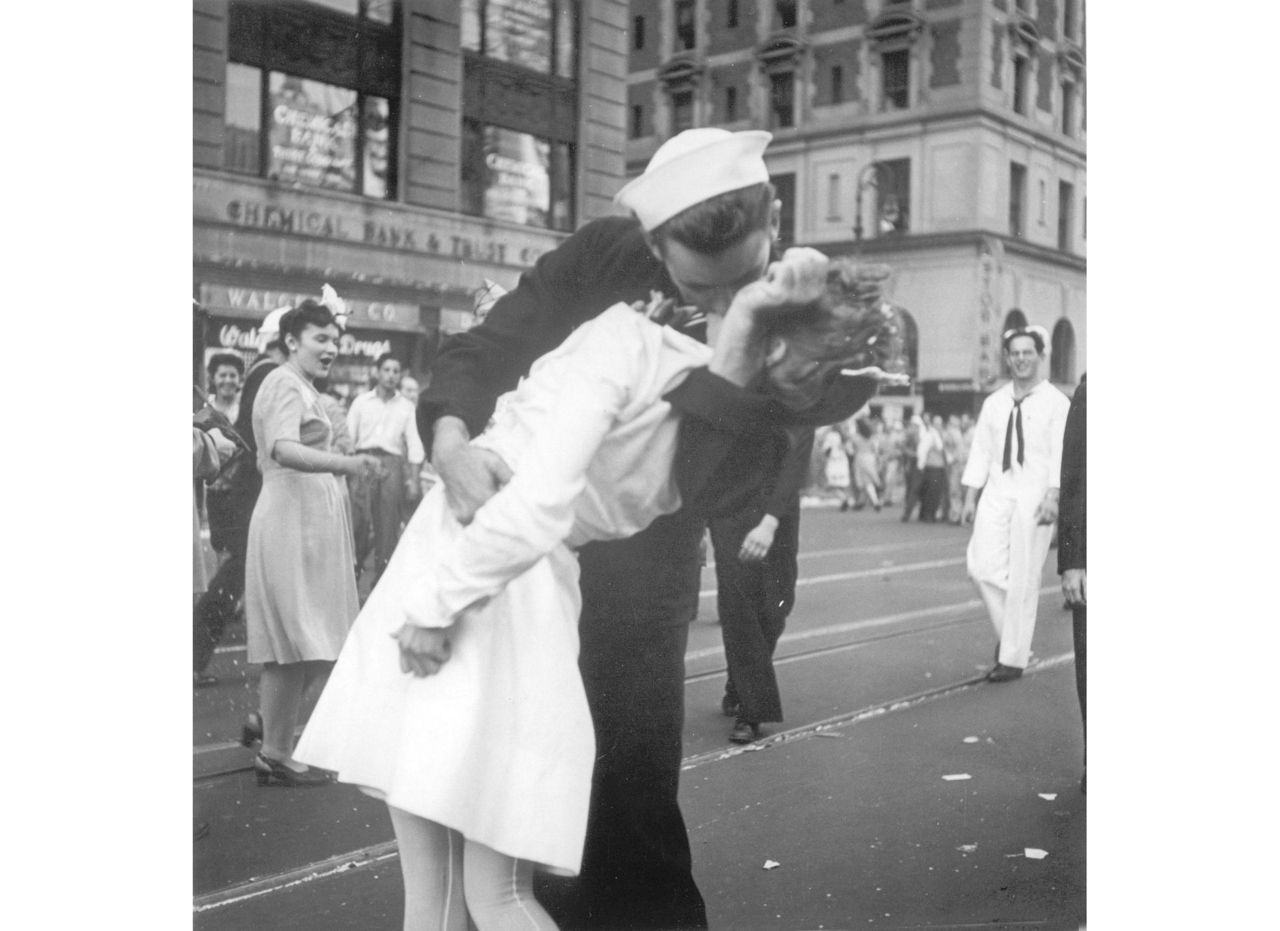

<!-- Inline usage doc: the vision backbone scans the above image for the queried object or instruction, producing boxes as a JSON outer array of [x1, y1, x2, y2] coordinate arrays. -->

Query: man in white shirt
[[961, 327, 1070, 681], [348, 353, 426, 580], [916, 414, 949, 522]]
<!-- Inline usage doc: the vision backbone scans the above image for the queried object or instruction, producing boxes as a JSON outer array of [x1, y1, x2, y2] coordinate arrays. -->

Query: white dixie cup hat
[[614, 128, 773, 232], [257, 305, 292, 352]]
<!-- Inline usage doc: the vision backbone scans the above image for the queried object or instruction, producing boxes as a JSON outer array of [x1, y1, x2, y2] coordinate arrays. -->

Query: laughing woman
[[242, 299, 383, 787]]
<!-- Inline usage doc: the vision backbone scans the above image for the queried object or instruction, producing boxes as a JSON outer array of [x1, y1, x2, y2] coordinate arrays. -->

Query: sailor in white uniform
[[961, 326, 1070, 681]]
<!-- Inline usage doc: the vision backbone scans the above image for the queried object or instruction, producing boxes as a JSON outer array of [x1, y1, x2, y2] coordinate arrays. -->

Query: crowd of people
[[815, 410, 975, 522], [191, 128, 1083, 931]]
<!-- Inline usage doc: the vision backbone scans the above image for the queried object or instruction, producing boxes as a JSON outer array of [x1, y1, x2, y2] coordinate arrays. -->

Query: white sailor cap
[[614, 128, 773, 232], [257, 306, 292, 350]]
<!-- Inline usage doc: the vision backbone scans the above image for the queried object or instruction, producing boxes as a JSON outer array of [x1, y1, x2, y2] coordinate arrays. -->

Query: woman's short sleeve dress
[[244, 365, 359, 664]]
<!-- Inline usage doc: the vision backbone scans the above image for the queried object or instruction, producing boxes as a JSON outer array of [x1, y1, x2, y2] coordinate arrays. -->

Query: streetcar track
[[193, 648, 1075, 914]]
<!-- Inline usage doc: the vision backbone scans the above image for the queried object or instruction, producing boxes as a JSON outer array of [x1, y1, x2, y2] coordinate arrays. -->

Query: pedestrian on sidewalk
[[294, 252, 902, 930], [241, 295, 384, 787], [961, 326, 1070, 682], [1057, 373, 1086, 788], [347, 353, 425, 583], [821, 423, 854, 510], [193, 307, 289, 687], [916, 413, 949, 522], [849, 418, 882, 511], [900, 414, 924, 521], [712, 428, 813, 743]]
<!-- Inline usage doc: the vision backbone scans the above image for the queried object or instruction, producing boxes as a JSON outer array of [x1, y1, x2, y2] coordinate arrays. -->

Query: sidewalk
[[197, 659, 1085, 930]]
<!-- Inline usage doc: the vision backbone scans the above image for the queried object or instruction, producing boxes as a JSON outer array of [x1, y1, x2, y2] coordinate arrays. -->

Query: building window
[[630, 104, 645, 139], [1061, 81, 1075, 136], [1058, 180, 1074, 251], [875, 158, 910, 235], [462, 0, 578, 78], [1050, 318, 1076, 384], [776, 1, 798, 29], [671, 89, 694, 132], [634, 15, 645, 51], [1038, 178, 1046, 225], [1012, 54, 1030, 115], [461, 120, 574, 231], [1015, 0, 1031, 12], [224, 2, 401, 199], [224, 62, 262, 176], [831, 64, 844, 104], [727, 0, 739, 29], [675, 0, 696, 51], [725, 86, 738, 122], [881, 49, 910, 111], [826, 172, 842, 221], [773, 172, 796, 245], [1063, 0, 1078, 40], [1009, 161, 1027, 238], [769, 71, 795, 128]]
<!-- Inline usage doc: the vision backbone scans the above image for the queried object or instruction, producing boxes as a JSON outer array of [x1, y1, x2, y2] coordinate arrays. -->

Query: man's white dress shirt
[[347, 390, 426, 464]]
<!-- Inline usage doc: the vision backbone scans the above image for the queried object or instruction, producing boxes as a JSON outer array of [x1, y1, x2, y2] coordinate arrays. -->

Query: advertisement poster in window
[[485, 0, 553, 72], [268, 73, 358, 192], [479, 126, 552, 228]]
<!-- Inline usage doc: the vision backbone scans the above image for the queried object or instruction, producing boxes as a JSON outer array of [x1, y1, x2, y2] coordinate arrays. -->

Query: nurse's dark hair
[[279, 300, 341, 349], [650, 182, 776, 255]]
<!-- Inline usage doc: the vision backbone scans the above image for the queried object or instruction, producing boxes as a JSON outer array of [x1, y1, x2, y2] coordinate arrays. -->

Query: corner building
[[193, 0, 629, 396], [626, 0, 1086, 416]]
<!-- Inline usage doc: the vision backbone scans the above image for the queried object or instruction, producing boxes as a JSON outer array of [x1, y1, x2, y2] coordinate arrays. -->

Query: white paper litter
[[1038, 793, 1058, 801], [763, 860, 781, 870], [962, 736, 980, 744], [942, 773, 972, 781], [1024, 848, 1049, 860], [956, 844, 978, 854]]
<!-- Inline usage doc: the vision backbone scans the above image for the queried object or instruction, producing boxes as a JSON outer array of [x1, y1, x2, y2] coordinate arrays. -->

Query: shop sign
[[199, 284, 422, 332], [931, 380, 976, 393], [209, 317, 392, 362], [268, 74, 357, 193], [203, 185, 551, 269]]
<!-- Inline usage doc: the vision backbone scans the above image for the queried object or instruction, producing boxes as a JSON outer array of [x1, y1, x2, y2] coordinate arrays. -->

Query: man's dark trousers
[[709, 506, 798, 724], [534, 511, 708, 931]]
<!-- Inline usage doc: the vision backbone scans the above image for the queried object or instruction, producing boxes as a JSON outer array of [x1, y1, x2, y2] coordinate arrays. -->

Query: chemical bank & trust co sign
[[195, 176, 554, 270]]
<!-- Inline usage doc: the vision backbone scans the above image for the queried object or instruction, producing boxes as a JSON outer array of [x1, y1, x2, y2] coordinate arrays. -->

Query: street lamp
[[852, 160, 900, 247]]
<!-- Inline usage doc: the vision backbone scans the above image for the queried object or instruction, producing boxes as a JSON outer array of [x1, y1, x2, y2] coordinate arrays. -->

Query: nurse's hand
[[729, 247, 831, 319], [433, 416, 513, 525], [391, 624, 453, 677], [738, 515, 778, 563]]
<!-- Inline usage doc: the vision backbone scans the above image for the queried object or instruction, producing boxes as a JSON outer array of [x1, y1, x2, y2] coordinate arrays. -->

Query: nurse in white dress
[[294, 255, 902, 930]]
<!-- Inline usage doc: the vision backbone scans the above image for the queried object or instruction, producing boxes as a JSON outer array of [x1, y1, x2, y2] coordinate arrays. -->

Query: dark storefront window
[[675, 1, 696, 51], [462, 1, 579, 230], [226, 1, 401, 199], [461, 121, 574, 231], [671, 89, 694, 132]]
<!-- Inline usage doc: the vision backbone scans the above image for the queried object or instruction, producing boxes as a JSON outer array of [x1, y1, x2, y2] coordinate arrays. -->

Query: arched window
[[999, 309, 1027, 378], [1050, 318, 1076, 385]]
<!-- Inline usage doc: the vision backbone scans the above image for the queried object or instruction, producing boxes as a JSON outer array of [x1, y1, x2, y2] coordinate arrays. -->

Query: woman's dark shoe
[[728, 719, 762, 744], [839, 500, 850, 512], [241, 711, 264, 748], [253, 753, 332, 788], [721, 694, 742, 718]]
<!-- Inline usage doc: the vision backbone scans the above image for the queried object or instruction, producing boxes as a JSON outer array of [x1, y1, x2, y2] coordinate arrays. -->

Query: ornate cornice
[[1007, 16, 1041, 50], [754, 33, 807, 71], [868, 10, 925, 46], [658, 55, 704, 88]]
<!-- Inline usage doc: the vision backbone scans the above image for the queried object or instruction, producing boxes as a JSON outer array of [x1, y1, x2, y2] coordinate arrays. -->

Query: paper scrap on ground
[[942, 773, 971, 781], [963, 736, 980, 743], [763, 860, 781, 870], [815, 732, 842, 739], [1024, 848, 1049, 860], [956, 844, 978, 854], [1038, 793, 1058, 801]]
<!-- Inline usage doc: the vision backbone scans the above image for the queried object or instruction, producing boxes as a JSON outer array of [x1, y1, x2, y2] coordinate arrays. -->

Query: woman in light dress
[[294, 258, 903, 929], [242, 299, 383, 788], [821, 423, 854, 510], [849, 418, 883, 511]]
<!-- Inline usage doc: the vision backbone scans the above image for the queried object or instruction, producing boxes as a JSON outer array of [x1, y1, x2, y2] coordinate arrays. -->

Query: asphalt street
[[193, 503, 1085, 930]]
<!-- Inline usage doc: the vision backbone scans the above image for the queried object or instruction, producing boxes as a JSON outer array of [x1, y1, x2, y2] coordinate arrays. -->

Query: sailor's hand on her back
[[432, 417, 514, 525], [391, 623, 453, 677]]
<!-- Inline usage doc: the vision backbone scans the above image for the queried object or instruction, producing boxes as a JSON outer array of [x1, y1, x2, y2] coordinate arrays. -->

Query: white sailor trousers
[[966, 484, 1054, 669]]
